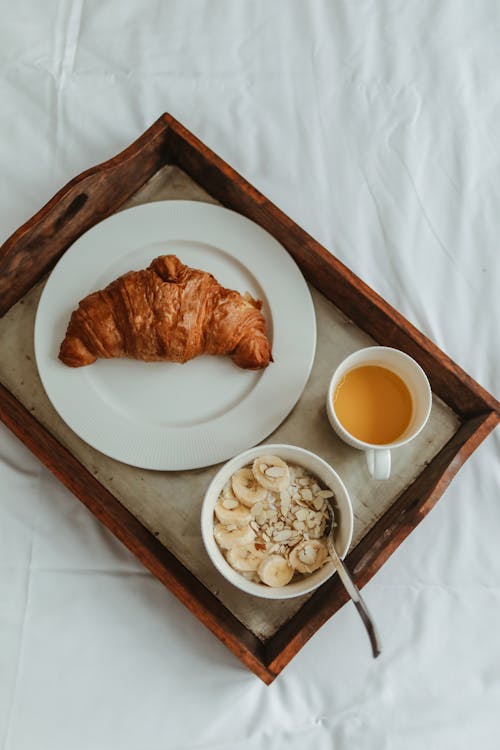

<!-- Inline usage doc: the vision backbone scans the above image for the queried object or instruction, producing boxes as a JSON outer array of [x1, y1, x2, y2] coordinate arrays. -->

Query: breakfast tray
[[0, 114, 498, 684]]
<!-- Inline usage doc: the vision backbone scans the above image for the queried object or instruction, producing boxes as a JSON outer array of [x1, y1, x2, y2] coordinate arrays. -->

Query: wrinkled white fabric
[[1, 1, 499, 748]]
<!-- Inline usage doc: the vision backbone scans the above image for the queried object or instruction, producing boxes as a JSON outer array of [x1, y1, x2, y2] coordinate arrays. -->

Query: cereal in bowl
[[213, 455, 335, 587]]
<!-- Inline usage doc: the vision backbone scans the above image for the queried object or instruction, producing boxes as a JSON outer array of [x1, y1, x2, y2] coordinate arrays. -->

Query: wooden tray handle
[[0, 117, 169, 316]]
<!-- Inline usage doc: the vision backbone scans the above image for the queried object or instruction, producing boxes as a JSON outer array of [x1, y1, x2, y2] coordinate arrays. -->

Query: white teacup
[[326, 347, 432, 480]]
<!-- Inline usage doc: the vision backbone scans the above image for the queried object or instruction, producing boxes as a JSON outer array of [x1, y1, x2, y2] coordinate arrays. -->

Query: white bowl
[[201, 443, 354, 599]]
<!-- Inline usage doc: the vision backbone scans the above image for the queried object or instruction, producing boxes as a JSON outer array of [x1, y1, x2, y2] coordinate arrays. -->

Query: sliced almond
[[295, 497, 310, 508], [280, 500, 291, 517], [251, 503, 264, 520], [274, 529, 293, 542]]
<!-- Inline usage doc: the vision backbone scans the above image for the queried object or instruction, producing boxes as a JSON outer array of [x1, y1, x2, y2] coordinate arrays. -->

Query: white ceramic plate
[[35, 201, 316, 470]]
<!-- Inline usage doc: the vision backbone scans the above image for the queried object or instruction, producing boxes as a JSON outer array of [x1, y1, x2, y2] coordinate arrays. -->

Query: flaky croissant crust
[[59, 255, 272, 370]]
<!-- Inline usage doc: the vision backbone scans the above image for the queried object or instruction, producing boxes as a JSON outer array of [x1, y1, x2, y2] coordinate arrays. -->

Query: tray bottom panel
[[0, 165, 461, 641]]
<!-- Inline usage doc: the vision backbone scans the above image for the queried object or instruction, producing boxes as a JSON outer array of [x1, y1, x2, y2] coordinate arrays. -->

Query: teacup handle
[[366, 449, 391, 480]]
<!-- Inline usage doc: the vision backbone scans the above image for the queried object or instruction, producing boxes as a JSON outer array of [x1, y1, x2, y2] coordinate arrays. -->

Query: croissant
[[58, 255, 272, 370]]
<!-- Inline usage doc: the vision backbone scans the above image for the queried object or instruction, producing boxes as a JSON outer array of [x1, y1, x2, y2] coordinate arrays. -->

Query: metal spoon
[[326, 501, 382, 658]]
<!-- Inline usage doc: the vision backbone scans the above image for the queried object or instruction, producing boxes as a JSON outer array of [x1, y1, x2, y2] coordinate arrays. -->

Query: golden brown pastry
[[58, 255, 272, 370]]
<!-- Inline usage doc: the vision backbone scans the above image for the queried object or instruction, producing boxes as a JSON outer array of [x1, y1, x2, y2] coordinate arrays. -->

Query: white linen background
[[0, 1, 499, 748]]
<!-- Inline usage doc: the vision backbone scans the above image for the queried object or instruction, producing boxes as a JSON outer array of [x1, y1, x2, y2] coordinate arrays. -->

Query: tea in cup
[[326, 347, 432, 479]]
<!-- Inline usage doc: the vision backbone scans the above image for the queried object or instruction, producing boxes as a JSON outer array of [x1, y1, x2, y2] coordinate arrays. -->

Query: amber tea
[[333, 365, 413, 445]]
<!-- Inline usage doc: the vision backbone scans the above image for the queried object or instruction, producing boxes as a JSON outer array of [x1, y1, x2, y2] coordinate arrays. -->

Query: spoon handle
[[327, 538, 382, 658]]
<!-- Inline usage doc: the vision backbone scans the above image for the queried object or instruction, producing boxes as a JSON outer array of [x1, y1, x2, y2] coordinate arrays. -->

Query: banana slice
[[222, 480, 238, 502], [258, 554, 294, 587], [232, 468, 268, 507], [214, 523, 255, 550], [289, 539, 328, 574], [214, 499, 252, 527], [226, 541, 267, 572], [252, 455, 290, 492]]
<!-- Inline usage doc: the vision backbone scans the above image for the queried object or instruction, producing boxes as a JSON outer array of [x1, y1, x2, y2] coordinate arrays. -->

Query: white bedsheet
[[1, 1, 499, 748]]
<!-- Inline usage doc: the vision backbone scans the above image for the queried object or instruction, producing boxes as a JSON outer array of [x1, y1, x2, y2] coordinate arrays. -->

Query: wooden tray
[[0, 114, 498, 684]]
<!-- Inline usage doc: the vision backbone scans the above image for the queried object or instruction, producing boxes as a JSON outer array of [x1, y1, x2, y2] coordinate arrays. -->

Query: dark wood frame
[[0, 114, 498, 684]]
